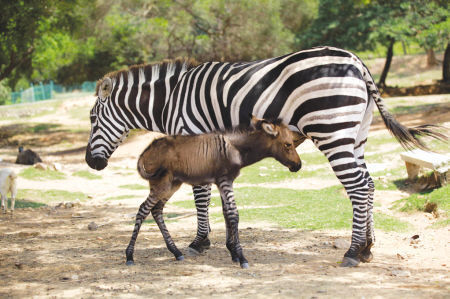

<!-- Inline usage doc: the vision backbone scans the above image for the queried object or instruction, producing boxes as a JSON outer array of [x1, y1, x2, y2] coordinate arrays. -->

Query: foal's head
[[250, 116, 303, 172]]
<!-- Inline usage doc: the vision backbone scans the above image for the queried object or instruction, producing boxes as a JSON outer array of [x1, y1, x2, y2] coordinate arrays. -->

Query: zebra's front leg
[[151, 200, 184, 261], [217, 178, 248, 269], [125, 194, 159, 265], [188, 184, 212, 256]]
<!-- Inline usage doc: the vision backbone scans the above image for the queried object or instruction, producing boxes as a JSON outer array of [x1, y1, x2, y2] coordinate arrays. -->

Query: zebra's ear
[[99, 77, 112, 99], [262, 122, 278, 137]]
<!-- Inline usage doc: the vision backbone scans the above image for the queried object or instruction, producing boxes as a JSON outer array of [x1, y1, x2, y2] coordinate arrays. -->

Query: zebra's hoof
[[240, 262, 249, 269], [360, 251, 373, 263], [340, 257, 360, 267], [126, 260, 135, 266], [186, 247, 201, 257], [176, 255, 185, 261]]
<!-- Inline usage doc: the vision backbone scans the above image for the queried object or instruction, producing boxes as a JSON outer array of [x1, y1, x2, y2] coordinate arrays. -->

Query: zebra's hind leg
[[360, 171, 375, 263], [187, 184, 212, 256], [126, 194, 160, 265], [151, 200, 184, 261]]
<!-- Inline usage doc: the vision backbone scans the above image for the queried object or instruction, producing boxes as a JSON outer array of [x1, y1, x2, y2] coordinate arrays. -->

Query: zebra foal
[[125, 116, 302, 268], [86, 46, 445, 267]]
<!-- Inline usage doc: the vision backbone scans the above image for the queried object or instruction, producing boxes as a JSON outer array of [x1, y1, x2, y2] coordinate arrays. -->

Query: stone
[[52, 162, 62, 171], [88, 222, 98, 231], [333, 238, 350, 249], [34, 163, 47, 170], [391, 269, 411, 277]]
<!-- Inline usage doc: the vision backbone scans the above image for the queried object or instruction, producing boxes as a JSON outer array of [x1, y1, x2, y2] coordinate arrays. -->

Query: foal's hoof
[[126, 260, 135, 266], [360, 251, 373, 263], [176, 255, 185, 261], [240, 262, 249, 269], [186, 247, 201, 257], [340, 257, 360, 267]]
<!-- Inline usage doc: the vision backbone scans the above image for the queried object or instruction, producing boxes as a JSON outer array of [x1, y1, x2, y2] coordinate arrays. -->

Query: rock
[[88, 222, 98, 231], [410, 235, 420, 244], [396, 253, 405, 260], [33, 162, 47, 170], [51, 162, 62, 171], [391, 269, 411, 277], [424, 201, 437, 213], [14, 262, 24, 270], [64, 202, 74, 209], [333, 238, 350, 249], [71, 274, 79, 280]]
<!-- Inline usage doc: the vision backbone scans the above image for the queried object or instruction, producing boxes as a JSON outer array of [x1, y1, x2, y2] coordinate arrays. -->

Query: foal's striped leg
[[126, 194, 159, 265], [217, 177, 248, 269], [151, 200, 184, 260], [188, 184, 212, 255]]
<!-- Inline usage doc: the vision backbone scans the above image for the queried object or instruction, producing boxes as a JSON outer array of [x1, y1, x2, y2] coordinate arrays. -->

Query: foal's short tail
[[362, 66, 447, 150], [137, 157, 167, 180]]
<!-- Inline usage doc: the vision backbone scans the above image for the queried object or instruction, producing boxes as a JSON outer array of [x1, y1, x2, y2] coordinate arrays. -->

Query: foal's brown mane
[[95, 58, 199, 96]]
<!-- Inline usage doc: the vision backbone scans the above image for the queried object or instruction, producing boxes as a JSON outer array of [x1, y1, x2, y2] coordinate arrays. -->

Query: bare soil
[[0, 95, 449, 298]]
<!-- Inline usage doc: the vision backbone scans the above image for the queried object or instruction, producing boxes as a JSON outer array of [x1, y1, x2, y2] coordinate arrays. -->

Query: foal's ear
[[292, 131, 307, 147], [262, 122, 278, 137], [250, 114, 264, 128]]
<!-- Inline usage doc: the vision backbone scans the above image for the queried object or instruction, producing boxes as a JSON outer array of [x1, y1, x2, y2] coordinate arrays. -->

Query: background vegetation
[[1, 0, 449, 105]]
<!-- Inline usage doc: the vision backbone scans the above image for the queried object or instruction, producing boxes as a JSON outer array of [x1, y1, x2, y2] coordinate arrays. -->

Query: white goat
[[0, 169, 17, 214]]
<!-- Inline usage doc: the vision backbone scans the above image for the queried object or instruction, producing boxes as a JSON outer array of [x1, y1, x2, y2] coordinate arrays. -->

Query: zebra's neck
[[110, 60, 194, 133]]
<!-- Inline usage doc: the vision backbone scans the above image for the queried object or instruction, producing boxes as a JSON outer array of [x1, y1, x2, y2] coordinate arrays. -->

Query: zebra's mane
[[95, 58, 199, 96]]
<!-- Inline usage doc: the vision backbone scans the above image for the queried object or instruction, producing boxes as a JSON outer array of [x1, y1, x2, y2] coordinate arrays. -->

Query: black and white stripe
[[87, 46, 442, 266]]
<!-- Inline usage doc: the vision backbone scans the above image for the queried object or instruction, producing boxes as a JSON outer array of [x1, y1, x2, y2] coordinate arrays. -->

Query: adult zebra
[[86, 46, 443, 267]]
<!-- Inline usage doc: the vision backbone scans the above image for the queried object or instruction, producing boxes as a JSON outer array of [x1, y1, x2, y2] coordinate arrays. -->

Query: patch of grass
[[374, 213, 411, 232], [24, 123, 60, 133], [105, 194, 142, 201], [235, 158, 302, 184], [393, 185, 450, 215], [72, 170, 102, 180], [432, 219, 450, 228], [300, 151, 329, 165], [3, 198, 46, 209], [119, 184, 148, 190], [17, 189, 88, 204], [202, 186, 410, 231], [19, 167, 66, 181]]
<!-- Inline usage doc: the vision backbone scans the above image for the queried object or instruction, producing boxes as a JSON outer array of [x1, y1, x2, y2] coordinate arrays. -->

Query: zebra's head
[[85, 77, 129, 171]]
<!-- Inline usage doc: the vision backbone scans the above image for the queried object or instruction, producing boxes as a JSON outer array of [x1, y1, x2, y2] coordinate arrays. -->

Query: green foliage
[[72, 170, 102, 180], [0, 80, 11, 105], [17, 188, 88, 203], [19, 167, 67, 181]]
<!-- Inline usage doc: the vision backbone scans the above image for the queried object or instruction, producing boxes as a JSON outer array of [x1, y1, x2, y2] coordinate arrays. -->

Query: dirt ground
[[0, 95, 449, 298]]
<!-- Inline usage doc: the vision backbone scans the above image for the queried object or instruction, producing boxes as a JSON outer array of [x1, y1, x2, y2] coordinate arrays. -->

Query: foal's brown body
[[126, 117, 303, 268]]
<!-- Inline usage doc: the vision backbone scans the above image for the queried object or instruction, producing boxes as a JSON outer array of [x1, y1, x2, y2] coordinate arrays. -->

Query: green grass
[[234, 158, 302, 184], [17, 189, 88, 203], [72, 170, 102, 180], [393, 185, 450, 216], [19, 167, 67, 181], [119, 184, 148, 190], [3, 198, 46, 209], [172, 186, 409, 231], [105, 194, 142, 201]]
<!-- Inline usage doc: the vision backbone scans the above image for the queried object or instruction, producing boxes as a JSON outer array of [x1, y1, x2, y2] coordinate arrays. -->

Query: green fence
[[10, 81, 96, 104]]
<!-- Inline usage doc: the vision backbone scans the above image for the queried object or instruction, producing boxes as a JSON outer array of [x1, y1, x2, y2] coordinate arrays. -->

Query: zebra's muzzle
[[85, 149, 108, 171]]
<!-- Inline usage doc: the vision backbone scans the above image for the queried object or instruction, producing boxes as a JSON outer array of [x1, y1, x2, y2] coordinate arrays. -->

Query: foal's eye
[[285, 143, 292, 148]]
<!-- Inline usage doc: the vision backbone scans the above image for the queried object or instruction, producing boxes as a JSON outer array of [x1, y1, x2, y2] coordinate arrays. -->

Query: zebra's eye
[[90, 115, 97, 123]]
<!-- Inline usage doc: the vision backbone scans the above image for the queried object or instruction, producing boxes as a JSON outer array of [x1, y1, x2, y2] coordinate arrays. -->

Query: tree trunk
[[378, 39, 394, 89], [443, 43, 450, 83], [426, 48, 438, 67]]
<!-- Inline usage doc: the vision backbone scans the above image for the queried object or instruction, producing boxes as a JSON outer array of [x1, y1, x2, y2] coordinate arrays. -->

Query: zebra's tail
[[362, 66, 447, 151]]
